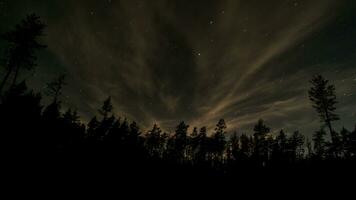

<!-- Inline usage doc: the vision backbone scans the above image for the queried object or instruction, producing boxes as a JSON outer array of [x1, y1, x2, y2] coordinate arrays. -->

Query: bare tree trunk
[[327, 121, 334, 140], [10, 66, 20, 89], [324, 108, 335, 140], [0, 68, 12, 95]]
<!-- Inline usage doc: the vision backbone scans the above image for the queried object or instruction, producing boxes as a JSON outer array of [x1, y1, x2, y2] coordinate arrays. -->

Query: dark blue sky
[[0, 0, 355, 136]]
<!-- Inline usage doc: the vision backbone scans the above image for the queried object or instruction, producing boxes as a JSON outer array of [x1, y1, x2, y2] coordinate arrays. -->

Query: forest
[[1, 14, 356, 183]]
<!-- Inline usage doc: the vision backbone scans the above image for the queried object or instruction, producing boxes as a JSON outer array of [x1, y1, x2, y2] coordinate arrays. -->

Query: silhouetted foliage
[[145, 124, 164, 158], [313, 128, 327, 159], [98, 96, 113, 119], [211, 119, 227, 163], [253, 119, 271, 166], [309, 75, 339, 139], [1, 79, 356, 181], [1, 14, 356, 184], [0, 14, 46, 95], [45, 74, 66, 103]]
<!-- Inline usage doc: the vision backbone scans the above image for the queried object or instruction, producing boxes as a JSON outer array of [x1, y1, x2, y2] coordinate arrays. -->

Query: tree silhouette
[[349, 125, 356, 158], [87, 116, 99, 138], [172, 121, 189, 163], [289, 131, 305, 162], [128, 121, 142, 148], [1, 79, 355, 178], [253, 119, 270, 166], [309, 75, 339, 141], [211, 119, 227, 162], [239, 134, 253, 160], [1, 13, 356, 182], [0, 14, 46, 95], [98, 96, 113, 119], [227, 132, 239, 161], [60, 108, 85, 151], [195, 126, 209, 163], [106, 117, 121, 144], [272, 130, 288, 164], [45, 74, 66, 104], [145, 124, 164, 158], [306, 138, 313, 159], [313, 128, 327, 159], [187, 127, 199, 161], [340, 127, 351, 158]]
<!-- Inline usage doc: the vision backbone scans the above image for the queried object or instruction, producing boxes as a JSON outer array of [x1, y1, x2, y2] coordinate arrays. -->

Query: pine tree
[[0, 14, 46, 94], [196, 126, 208, 162], [313, 128, 327, 159], [87, 116, 99, 138], [173, 121, 189, 162], [289, 131, 305, 161], [240, 134, 252, 159], [145, 124, 163, 158], [129, 121, 140, 136], [212, 119, 227, 162], [340, 127, 351, 158], [188, 127, 199, 161], [98, 96, 113, 119], [253, 119, 270, 166], [45, 74, 66, 103], [308, 75, 339, 141], [272, 130, 288, 163], [349, 125, 356, 157], [228, 132, 239, 161], [62, 108, 80, 125]]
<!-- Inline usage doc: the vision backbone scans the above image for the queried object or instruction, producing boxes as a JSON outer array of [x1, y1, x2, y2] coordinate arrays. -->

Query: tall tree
[[95, 97, 115, 140], [45, 74, 66, 104], [308, 75, 339, 141], [128, 121, 141, 146], [313, 128, 327, 159], [61, 108, 85, 149], [145, 124, 164, 158], [62, 108, 80, 125], [253, 119, 270, 165], [195, 126, 208, 162], [306, 138, 313, 159], [240, 134, 252, 159], [173, 121, 189, 162], [349, 125, 356, 158], [288, 131, 305, 161], [0, 14, 46, 94], [212, 119, 227, 162], [188, 127, 199, 161], [87, 116, 99, 138], [228, 132, 239, 161], [340, 127, 351, 158], [98, 96, 113, 119], [272, 130, 288, 163]]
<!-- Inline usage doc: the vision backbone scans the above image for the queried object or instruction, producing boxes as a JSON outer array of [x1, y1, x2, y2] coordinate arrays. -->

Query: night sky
[[0, 0, 355, 135]]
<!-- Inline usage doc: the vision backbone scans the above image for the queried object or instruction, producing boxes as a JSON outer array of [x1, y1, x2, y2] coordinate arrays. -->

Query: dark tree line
[[1, 14, 356, 179]]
